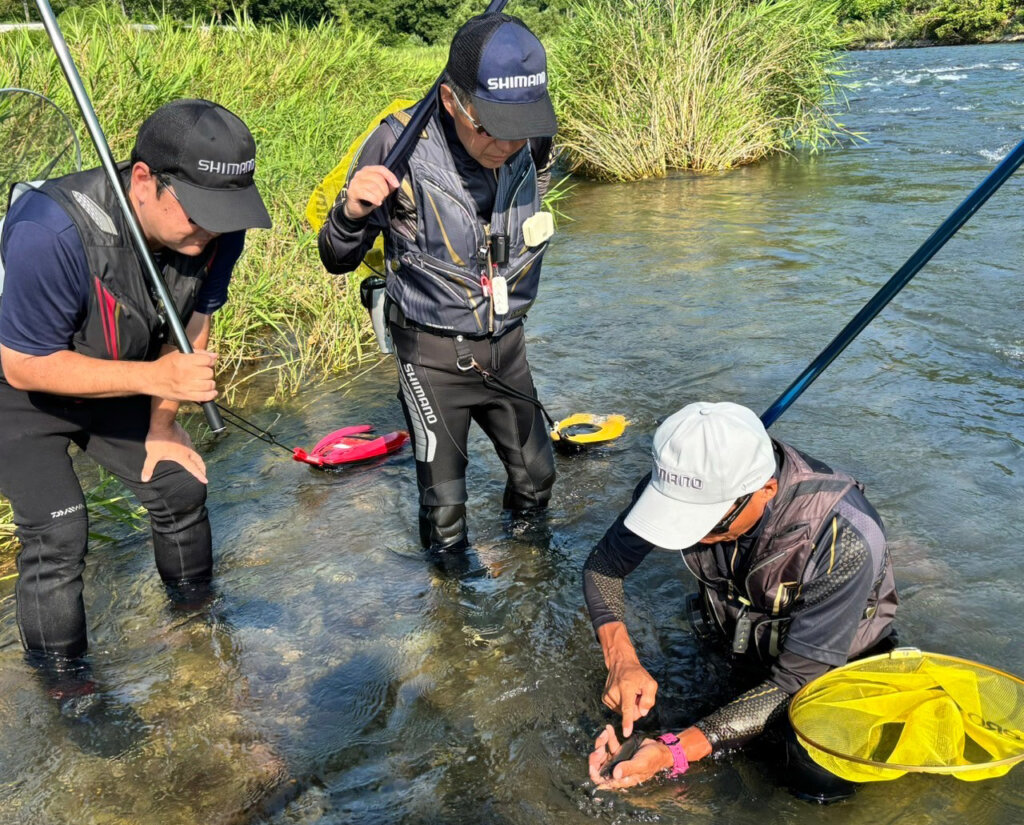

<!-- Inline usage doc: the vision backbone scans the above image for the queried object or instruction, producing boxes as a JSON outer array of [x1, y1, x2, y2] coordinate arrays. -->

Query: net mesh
[[789, 649, 1024, 782]]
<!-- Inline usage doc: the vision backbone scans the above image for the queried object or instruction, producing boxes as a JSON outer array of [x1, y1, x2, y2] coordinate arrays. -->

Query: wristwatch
[[657, 732, 690, 778]]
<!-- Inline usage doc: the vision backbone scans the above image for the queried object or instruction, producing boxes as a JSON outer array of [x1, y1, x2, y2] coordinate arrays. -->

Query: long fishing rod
[[33, 0, 225, 433], [760, 136, 1024, 428], [381, 0, 509, 175]]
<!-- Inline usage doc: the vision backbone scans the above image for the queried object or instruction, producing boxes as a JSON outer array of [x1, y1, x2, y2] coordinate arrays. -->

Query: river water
[[1, 43, 1023, 825]]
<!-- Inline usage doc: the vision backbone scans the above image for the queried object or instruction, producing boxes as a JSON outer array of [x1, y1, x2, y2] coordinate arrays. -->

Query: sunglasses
[[451, 93, 492, 138], [155, 173, 198, 226], [706, 492, 754, 536]]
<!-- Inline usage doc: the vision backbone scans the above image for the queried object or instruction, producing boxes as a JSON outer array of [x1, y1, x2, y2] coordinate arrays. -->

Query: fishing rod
[[760, 136, 1024, 429], [33, 0, 225, 433], [380, 0, 509, 175]]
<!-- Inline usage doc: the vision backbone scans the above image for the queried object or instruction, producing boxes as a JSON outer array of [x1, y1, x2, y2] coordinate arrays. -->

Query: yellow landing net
[[789, 648, 1024, 782]]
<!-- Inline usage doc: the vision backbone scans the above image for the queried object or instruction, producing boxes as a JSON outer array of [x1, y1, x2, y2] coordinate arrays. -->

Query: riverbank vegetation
[[839, 0, 1024, 46], [551, 0, 844, 180]]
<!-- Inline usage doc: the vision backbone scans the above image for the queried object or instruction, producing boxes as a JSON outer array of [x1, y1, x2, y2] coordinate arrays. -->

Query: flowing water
[[1, 43, 1023, 825]]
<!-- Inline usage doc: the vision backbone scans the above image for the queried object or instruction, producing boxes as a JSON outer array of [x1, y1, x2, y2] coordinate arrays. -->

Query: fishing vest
[[382, 109, 548, 337], [683, 440, 898, 665], [2, 164, 215, 364]]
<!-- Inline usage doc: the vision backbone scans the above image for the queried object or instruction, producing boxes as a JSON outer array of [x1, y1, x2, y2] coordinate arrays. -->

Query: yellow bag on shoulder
[[305, 98, 415, 231]]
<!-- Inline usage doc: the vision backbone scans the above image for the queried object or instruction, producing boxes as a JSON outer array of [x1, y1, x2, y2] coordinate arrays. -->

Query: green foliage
[[837, 0, 1024, 43], [550, 0, 847, 180], [917, 0, 1015, 41], [838, 0, 903, 21]]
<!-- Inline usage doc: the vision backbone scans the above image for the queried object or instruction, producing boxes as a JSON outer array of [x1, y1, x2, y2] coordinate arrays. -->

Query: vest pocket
[[418, 181, 479, 270]]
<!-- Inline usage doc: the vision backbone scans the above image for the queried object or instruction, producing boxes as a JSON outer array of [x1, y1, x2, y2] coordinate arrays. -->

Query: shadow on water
[[2, 44, 1024, 825]]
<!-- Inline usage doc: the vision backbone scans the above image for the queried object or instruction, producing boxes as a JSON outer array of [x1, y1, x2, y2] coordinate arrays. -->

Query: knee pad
[[503, 435, 555, 511], [419, 504, 468, 552], [139, 466, 208, 530], [16, 515, 89, 580]]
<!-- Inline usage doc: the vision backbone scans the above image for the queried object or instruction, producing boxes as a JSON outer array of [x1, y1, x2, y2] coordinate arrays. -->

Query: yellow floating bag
[[789, 648, 1024, 783], [305, 98, 415, 231]]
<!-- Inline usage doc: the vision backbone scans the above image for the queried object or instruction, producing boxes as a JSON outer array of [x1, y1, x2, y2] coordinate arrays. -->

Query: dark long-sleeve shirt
[[318, 104, 553, 275], [583, 458, 891, 750]]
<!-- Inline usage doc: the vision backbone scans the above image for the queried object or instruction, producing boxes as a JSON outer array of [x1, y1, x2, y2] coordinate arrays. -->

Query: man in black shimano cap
[[0, 98, 271, 679], [319, 13, 559, 557]]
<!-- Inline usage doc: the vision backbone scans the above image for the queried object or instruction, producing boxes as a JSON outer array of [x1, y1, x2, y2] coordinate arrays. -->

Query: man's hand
[[342, 165, 400, 221], [602, 658, 659, 737], [142, 421, 207, 484], [149, 349, 218, 403], [588, 725, 672, 790]]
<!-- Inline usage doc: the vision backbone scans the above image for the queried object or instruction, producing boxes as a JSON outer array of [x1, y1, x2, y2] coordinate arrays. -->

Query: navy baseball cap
[[133, 99, 271, 234], [446, 13, 557, 141]]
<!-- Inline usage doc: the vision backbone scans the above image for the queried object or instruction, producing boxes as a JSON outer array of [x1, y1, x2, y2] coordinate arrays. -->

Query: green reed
[[549, 0, 847, 180]]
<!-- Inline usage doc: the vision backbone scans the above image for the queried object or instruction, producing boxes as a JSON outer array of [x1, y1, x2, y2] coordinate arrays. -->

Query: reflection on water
[[1, 44, 1023, 824]]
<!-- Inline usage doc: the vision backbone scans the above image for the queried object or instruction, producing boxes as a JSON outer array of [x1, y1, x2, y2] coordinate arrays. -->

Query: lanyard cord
[[214, 403, 294, 455], [470, 362, 556, 429]]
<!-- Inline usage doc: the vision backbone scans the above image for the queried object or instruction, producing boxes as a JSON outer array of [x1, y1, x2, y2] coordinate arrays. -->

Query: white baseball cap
[[624, 402, 776, 550]]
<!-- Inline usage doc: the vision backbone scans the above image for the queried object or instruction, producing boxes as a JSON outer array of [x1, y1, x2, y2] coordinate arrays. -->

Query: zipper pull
[[480, 273, 491, 297], [732, 606, 752, 654]]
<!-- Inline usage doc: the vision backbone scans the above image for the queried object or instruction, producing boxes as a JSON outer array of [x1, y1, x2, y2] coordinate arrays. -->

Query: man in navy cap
[[319, 13, 559, 557], [0, 98, 271, 674]]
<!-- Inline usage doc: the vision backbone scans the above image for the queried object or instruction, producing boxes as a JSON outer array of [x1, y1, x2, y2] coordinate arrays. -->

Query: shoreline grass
[[550, 0, 848, 181]]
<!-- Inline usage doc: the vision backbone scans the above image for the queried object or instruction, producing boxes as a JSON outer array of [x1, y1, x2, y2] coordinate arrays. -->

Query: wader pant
[[390, 321, 555, 551], [0, 383, 212, 660]]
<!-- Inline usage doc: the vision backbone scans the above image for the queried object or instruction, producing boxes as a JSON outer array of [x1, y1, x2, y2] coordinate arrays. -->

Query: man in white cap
[[583, 401, 898, 801]]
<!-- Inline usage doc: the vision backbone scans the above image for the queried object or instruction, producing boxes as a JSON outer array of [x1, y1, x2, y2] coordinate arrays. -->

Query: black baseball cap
[[446, 13, 557, 141], [133, 99, 271, 233]]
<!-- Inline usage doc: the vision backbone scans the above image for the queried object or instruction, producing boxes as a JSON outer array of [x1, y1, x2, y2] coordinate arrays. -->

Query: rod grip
[[202, 400, 226, 434]]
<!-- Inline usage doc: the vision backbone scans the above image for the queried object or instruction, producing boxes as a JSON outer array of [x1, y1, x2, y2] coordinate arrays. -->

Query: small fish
[[599, 732, 645, 780]]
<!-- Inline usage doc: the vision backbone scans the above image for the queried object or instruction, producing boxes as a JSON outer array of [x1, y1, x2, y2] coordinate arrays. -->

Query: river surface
[[1, 43, 1023, 825]]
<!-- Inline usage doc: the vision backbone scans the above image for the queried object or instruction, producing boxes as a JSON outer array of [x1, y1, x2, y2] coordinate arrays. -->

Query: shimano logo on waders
[[403, 364, 438, 424]]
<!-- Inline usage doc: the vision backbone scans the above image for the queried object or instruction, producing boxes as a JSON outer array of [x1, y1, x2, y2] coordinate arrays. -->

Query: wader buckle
[[454, 335, 476, 372]]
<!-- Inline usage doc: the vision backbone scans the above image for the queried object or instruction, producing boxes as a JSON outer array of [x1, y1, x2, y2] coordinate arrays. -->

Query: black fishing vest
[[382, 109, 548, 336], [683, 440, 898, 664], [17, 164, 215, 362]]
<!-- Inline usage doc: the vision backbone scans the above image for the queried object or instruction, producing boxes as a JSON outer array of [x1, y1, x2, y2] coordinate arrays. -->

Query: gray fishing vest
[[2, 164, 215, 363], [683, 440, 898, 664], [382, 109, 548, 336]]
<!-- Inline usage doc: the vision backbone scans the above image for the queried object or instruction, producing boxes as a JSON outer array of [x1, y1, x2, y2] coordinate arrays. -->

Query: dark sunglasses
[[707, 492, 754, 536]]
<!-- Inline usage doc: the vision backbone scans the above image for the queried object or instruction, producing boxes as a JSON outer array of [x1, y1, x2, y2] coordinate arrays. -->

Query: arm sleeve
[[778, 505, 880, 669], [193, 230, 245, 315], [0, 196, 89, 355], [317, 125, 395, 274], [582, 477, 655, 632], [530, 137, 555, 200], [694, 680, 791, 751]]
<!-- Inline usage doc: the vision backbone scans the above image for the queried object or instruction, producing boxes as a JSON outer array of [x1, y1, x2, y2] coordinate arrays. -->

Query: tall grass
[[1, 4, 443, 400], [550, 0, 847, 180]]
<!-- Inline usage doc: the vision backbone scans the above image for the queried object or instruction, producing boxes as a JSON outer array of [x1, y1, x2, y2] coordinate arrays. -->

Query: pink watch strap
[[657, 732, 690, 778]]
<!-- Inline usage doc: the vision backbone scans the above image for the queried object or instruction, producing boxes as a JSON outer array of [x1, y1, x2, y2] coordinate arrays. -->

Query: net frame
[[789, 647, 1024, 781]]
